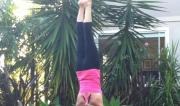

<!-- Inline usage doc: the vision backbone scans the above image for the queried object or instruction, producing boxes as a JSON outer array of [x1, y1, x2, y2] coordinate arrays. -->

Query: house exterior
[[149, 0, 180, 61], [96, 0, 180, 82], [98, 0, 180, 61]]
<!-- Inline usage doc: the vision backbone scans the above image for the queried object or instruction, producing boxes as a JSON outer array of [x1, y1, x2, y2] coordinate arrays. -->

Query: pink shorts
[[76, 69, 102, 93]]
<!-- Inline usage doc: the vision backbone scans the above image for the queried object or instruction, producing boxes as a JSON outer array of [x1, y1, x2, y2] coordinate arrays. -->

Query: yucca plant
[[102, 0, 162, 104], [0, 0, 18, 60], [28, 0, 78, 104], [150, 43, 180, 106]]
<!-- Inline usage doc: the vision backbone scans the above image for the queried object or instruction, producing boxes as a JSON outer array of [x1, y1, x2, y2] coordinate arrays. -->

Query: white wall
[[146, 0, 180, 61], [164, 21, 180, 61], [146, 0, 180, 17]]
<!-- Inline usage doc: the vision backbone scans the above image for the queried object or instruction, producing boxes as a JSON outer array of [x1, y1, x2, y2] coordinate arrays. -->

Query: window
[[98, 29, 168, 86], [142, 32, 165, 72]]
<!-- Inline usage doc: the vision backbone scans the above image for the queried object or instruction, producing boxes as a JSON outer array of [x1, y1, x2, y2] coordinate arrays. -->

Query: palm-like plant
[[0, 0, 19, 105], [29, 1, 78, 105], [102, 0, 162, 103], [0, 0, 18, 60]]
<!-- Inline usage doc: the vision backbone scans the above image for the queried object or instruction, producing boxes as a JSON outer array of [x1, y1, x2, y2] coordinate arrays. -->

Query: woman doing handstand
[[76, 0, 103, 106]]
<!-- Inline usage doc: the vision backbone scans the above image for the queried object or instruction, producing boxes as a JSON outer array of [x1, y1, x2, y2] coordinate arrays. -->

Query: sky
[[0, 0, 33, 68], [0, 54, 4, 69], [13, 0, 34, 19]]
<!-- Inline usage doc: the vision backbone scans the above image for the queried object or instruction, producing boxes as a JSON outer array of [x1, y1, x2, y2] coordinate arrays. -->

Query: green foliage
[[28, 1, 78, 105], [40, 97, 61, 106], [0, 0, 18, 60], [103, 0, 162, 101], [39, 100, 48, 106], [0, 74, 5, 106], [51, 96, 61, 106], [150, 43, 180, 106], [103, 96, 121, 106]]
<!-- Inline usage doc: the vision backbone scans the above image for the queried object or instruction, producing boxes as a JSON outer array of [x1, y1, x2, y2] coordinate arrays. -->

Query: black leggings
[[76, 22, 100, 71]]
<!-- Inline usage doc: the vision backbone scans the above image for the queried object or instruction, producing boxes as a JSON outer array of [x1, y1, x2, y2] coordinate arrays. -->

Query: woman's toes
[[78, 0, 88, 6]]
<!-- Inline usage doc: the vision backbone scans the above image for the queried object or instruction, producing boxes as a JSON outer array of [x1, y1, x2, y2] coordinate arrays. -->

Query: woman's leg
[[76, 1, 86, 106], [83, 0, 99, 70], [77, 1, 85, 71], [83, 0, 103, 106]]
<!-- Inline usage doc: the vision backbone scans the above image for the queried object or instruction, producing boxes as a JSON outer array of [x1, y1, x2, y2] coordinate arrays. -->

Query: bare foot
[[86, 0, 92, 6], [78, 0, 88, 6]]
